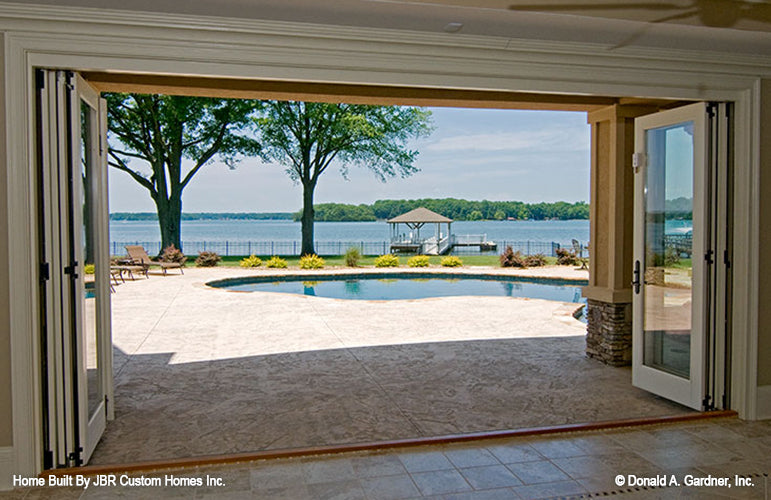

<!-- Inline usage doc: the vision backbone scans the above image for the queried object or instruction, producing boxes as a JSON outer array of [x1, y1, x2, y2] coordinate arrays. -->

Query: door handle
[[632, 260, 641, 294]]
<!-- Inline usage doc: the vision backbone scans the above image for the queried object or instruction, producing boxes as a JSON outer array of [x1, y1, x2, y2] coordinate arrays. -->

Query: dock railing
[[454, 234, 488, 244]]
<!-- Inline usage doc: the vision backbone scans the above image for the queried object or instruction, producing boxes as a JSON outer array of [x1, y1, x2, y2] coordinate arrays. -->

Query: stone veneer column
[[585, 299, 632, 365], [583, 104, 659, 366]]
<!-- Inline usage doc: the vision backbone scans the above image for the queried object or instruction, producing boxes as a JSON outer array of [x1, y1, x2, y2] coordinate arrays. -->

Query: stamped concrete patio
[[91, 266, 691, 465]]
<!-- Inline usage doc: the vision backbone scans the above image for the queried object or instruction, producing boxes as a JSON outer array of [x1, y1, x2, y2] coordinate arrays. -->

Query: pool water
[[210, 274, 587, 304]]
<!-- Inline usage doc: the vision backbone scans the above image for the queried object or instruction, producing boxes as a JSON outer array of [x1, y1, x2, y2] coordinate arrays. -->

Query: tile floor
[[4, 417, 769, 499]]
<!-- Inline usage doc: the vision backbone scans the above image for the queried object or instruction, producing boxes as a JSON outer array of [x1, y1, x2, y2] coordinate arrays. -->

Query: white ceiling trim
[[1, 1, 771, 73]]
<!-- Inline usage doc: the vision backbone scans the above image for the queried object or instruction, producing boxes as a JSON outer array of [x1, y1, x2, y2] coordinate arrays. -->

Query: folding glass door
[[36, 70, 112, 467]]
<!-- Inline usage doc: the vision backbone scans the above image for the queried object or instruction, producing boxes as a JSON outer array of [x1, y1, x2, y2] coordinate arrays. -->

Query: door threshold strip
[[42, 410, 737, 477]]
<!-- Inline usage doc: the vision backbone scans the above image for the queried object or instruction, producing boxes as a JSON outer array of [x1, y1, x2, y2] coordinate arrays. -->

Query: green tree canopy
[[371, 198, 588, 221], [256, 101, 433, 255], [294, 203, 376, 222], [106, 93, 262, 251]]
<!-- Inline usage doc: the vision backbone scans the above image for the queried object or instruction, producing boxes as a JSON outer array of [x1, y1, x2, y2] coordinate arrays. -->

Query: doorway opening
[[34, 69, 733, 468]]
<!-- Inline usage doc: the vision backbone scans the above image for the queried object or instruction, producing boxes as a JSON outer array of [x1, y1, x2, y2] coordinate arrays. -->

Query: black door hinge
[[68, 447, 83, 467], [63, 261, 78, 279], [705, 250, 714, 265], [35, 69, 45, 91], [40, 262, 50, 283], [703, 395, 714, 411], [65, 71, 75, 91], [43, 450, 53, 470]]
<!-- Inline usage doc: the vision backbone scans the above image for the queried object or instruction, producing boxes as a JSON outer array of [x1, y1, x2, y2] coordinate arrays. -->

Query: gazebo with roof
[[388, 207, 453, 254]]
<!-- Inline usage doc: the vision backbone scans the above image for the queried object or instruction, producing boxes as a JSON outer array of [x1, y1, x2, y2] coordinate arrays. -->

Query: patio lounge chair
[[111, 263, 147, 281], [124, 245, 184, 276]]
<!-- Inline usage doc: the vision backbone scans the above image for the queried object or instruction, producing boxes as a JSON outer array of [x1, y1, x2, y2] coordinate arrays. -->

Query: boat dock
[[390, 234, 497, 255], [452, 234, 498, 252], [387, 207, 498, 255]]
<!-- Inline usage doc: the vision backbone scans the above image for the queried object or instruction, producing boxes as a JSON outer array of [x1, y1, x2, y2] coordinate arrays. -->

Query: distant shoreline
[[109, 216, 588, 223], [110, 212, 294, 222], [111, 199, 593, 222]]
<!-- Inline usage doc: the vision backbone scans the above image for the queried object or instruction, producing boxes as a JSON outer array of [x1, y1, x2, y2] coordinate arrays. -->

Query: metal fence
[[664, 234, 693, 257], [111, 240, 585, 257]]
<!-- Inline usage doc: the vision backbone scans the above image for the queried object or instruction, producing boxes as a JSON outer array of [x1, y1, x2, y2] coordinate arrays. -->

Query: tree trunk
[[155, 195, 182, 255], [300, 181, 316, 255]]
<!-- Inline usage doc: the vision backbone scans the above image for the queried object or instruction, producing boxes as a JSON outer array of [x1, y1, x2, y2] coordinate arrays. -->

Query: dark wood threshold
[[42, 410, 737, 477]]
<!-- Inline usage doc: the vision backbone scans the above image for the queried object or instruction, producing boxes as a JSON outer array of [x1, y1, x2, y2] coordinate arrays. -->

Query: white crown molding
[[0, 6, 764, 105], [0, 1, 770, 77]]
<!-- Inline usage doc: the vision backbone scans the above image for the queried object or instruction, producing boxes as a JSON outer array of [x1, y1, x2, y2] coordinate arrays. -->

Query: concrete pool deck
[[92, 265, 692, 465]]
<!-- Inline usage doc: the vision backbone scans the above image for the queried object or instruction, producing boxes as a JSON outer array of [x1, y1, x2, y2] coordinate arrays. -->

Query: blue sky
[[108, 107, 591, 213]]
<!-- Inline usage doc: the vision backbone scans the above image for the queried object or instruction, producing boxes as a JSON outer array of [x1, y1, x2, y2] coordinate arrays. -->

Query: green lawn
[[216, 254, 559, 268], [669, 258, 693, 270]]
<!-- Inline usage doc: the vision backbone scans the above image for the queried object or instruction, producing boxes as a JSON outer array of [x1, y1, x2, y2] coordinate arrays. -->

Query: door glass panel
[[643, 121, 693, 379], [80, 99, 101, 418]]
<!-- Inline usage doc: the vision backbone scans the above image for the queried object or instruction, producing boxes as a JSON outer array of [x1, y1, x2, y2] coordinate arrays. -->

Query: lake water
[[109, 218, 691, 256], [109, 219, 591, 255], [111, 219, 590, 245]]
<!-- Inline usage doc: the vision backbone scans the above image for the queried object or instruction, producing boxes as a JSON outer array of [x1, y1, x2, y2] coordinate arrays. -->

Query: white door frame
[[0, 6, 764, 478], [72, 73, 111, 464]]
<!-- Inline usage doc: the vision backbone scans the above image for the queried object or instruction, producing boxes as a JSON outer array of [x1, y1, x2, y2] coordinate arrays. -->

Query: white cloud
[[109, 107, 592, 212], [422, 127, 589, 154]]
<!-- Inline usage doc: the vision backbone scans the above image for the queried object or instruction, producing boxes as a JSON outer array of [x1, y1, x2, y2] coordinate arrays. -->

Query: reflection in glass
[[643, 122, 694, 378], [81, 100, 101, 418]]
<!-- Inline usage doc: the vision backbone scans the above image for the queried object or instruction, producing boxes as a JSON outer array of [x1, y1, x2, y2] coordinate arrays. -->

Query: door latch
[[632, 152, 645, 173]]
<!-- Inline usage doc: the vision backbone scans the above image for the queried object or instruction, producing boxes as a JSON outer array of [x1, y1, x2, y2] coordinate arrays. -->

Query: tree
[[256, 101, 433, 255], [106, 93, 261, 251], [468, 210, 484, 221]]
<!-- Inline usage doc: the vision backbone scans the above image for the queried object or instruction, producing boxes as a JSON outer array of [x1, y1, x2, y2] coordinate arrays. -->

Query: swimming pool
[[208, 273, 587, 304]]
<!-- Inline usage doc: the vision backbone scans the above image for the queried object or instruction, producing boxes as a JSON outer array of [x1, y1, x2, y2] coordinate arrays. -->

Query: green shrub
[[240, 255, 262, 268], [161, 244, 187, 265], [265, 256, 288, 268], [83, 263, 95, 275], [195, 251, 221, 267], [407, 255, 430, 267], [441, 256, 463, 267], [524, 253, 547, 267], [556, 247, 580, 266], [344, 247, 362, 267], [500, 246, 527, 268], [374, 254, 399, 267], [299, 254, 325, 269], [664, 247, 681, 266]]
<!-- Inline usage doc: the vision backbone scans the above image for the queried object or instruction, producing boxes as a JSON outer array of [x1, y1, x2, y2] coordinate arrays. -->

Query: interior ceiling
[[397, 0, 771, 32], [15, 0, 771, 55]]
